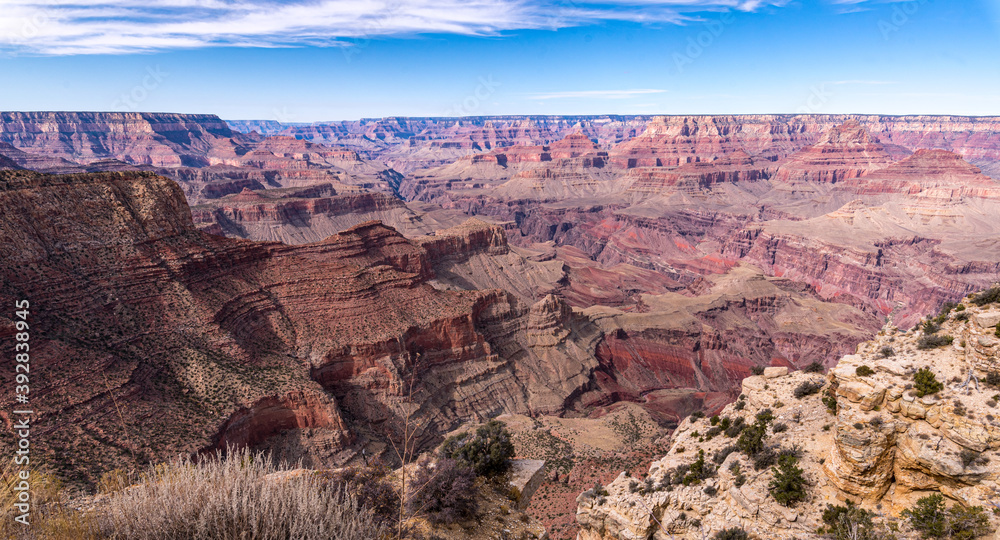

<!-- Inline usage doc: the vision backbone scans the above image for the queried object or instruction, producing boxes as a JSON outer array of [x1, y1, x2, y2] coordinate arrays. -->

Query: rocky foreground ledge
[[576, 291, 1000, 539]]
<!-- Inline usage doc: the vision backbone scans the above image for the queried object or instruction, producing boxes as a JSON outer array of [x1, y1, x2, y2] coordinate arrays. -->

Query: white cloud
[[527, 89, 666, 100], [0, 0, 802, 55], [0, 0, 899, 55]]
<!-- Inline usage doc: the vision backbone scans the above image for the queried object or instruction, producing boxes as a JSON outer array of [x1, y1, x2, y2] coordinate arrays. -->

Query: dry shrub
[[94, 447, 388, 540], [1, 459, 100, 540], [406, 458, 478, 525], [97, 469, 133, 496]]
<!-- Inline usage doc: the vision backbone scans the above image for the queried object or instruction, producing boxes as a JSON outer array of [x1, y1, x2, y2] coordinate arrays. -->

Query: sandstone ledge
[[576, 297, 1000, 539]]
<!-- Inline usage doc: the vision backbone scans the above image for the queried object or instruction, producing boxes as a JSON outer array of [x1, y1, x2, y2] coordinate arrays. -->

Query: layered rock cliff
[[576, 291, 1000, 539], [0, 112, 403, 202], [0, 170, 595, 485]]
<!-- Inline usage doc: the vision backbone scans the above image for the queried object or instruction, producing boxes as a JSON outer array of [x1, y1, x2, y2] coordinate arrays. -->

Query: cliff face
[[0, 112, 403, 202], [575, 294, 1000, 540], [772, 120, 896, 184], [233, 114, 1000, 176], [0, 170, 596, 485], [403, 121, 1000, 327], [0, 112, 234, 167]]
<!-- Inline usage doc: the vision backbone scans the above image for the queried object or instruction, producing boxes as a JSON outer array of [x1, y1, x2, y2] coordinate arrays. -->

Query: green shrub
[[772, 422, 788, 433], [899, 494, 990, 539], [737, 415, 771, 457], [856, 365, 875, 377], [794, 380, 824, 399], [682, 449, 716, 485], [751, 365, 765, 376], [769, 455, 806, 507], [917, 335, 954, 350], [922, 320, 941, 334], [710, 415, 720, 426], [879, 346, 895, 358], [821, 500, 879, 540], [948, 505, 991, 540], [713, 527, 749, 540], [970, 286, 1000, 306], [690, 410, 705, 420], [441, 419, 515, 477], [724, 417, 746, 438], [823, 394, 838, 415], [914, 368, 944, 397], [903, 494, 948, 539], [408, 458, 478, 525], [804, 361, 825, 373]]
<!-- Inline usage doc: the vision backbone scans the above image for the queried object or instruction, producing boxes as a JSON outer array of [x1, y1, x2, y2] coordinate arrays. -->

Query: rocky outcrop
[[625, 151, 771, 194], [576, 294, 1000, 539], [0, 112, 401, 202], [509, 459, 547, 510], [416, 218, 510, 262], [772, 121, 896, 184], [205, 391, 355, 467], [0, 170, 581, 486], [843, 149, 1000, 200], [190, 185, 471, 243]]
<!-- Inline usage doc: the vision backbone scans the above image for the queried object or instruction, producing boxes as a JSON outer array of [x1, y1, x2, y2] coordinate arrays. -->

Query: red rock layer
[[842, 149, 1000, 199], [0, 170, 529, 484], [206, 391, 353, 452], [191, 190, 407, 232], [626, 150, 771, 193], [773, 121, 896, 184]]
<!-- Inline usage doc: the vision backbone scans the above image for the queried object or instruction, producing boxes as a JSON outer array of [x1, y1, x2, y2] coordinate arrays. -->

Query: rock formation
[[0, 170, 585, 485], [576, 292, 1000, 539], [772, 120, 896, 184]]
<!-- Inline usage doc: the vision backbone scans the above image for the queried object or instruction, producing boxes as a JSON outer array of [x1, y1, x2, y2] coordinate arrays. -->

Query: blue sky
[[0, 0, 998, 121]]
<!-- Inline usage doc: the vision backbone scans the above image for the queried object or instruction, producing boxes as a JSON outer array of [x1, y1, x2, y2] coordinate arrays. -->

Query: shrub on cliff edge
[[407, 458, 478, 525], [441, 419, 515, 478], [900, 494, 990, 539], [713, 527, 749, 540], [917, 334, 953, 350], [970, 286, 1000, 306], [914, 367, 944, 397], [769, 455, 807, 507]]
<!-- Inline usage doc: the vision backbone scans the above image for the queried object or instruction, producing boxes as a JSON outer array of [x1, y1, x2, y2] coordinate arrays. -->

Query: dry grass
[[94, 448, 388, 540], [3, 449, 390, 540], [1, 459, 101, 540]]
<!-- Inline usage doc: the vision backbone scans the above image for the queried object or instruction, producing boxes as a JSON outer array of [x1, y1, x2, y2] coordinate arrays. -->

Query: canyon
[[1, 112, 999, 505]]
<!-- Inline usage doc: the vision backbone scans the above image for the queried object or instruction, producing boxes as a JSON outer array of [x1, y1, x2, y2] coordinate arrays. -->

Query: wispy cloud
[[829, 80, 898, 85], [527, 89, 666, 100], [0, 0, 815, 55]]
